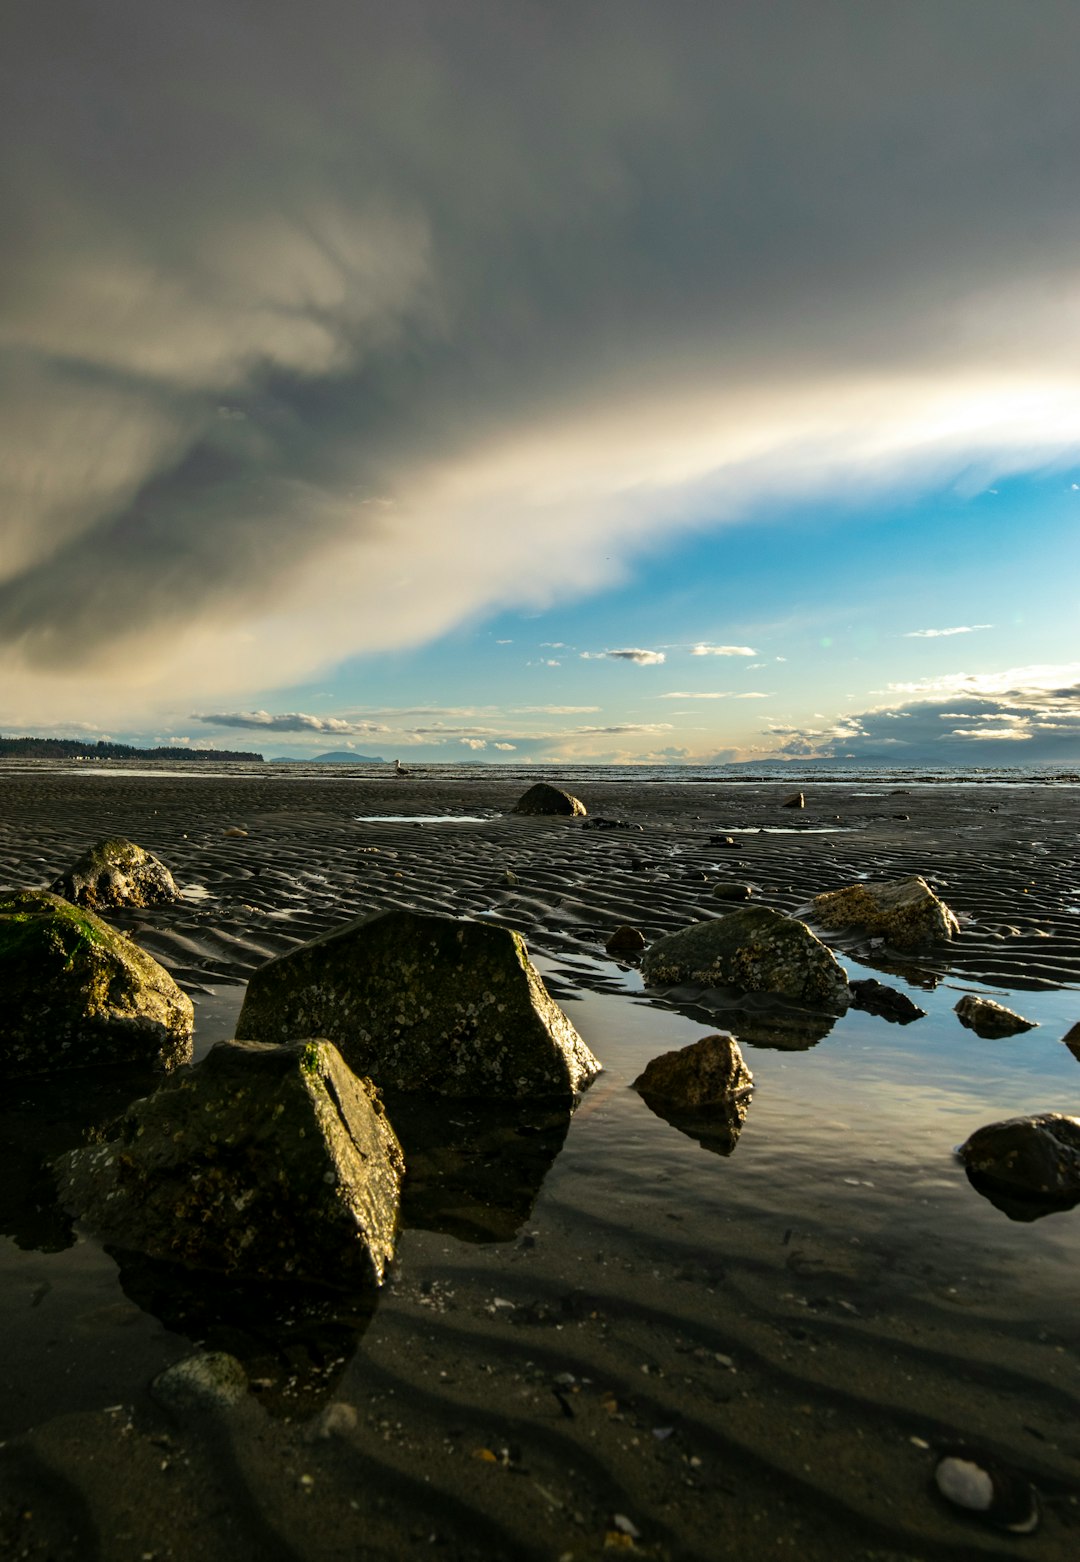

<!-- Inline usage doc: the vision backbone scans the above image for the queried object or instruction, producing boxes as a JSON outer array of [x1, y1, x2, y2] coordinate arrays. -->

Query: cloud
[[195, 709, 390, 735], [5, 3, 1080, 724], [581, 648, 666, 665], [903, 625, 994, 638], [512, 705, 600, 714], [691, 645, 758, 657], [493, 741, 516, 751], [462, 738, 487, 750]]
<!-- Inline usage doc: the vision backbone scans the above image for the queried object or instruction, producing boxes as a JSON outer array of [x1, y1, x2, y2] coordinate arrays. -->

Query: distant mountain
[[0, 735, 263, 762], [270, 751, 388, 764]]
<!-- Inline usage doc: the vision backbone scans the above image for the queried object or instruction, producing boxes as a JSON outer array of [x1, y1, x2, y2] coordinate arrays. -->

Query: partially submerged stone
[[0, 889, 193, 1078], [958, 1113, 1080, 1212], [848, 978, 927, 1024], [781, 791, 805, 809], [955, 994, 1037, 1039], [1060, 1021, 1080, 1061], [513, 782, 587, 817], [236, 909, 601, 1099], [50, 837, 180, 910], [642, 907, 850, 1012], [633, 1032, 753, 1110], [152, 1352, 248, 1413], [809, 875, 959, 950], [55, 1039, 403, 1286]]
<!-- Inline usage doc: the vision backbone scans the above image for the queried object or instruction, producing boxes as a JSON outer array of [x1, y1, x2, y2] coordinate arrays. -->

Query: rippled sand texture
[[1, 767, 1079, 1561]]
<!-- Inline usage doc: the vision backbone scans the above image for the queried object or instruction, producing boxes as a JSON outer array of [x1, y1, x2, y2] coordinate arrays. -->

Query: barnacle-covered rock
[[642, 907, 850, 1012], [50, 837, 181, 910]]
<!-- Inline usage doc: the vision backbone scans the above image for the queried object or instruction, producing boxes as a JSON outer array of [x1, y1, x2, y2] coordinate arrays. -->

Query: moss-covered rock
[[236, 909, 601, 1099], [50, 837, 181, 909], [642, 906, 850, 1011], [0, 889, 193, 1078], [513, 783, 587, 817], [809, 875, 959, 950], [55, 1039, 403, 1286]]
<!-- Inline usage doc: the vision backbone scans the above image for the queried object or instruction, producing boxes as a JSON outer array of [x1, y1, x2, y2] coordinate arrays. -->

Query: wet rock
[[710, 835, 740, 848], [848, 978, 926, 1024], [642, 907, 850, 1011], [958, 1113, 1080, 1215], [606, 924, 646, 957], [781, 792, 805, 809], [49, 836, 180, 910], [0, 889, 193, 1078], [55, 1038, 404, 1286], [633, 1032, 752, 1110], [581, 816, 641, 831], [237, 908, 601, 1099], [1061, 1021, 1080, 1061], [955, 994, 1037, 1038], [809, 875, 959, 950], [713, 882, 753, 901], [151, 1351, 248, 1413], [934, 1449, 1040, 1533], [513, 782, 587, 817]]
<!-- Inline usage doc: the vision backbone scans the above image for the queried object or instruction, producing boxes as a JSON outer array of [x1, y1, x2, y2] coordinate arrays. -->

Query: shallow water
[[2, 771, 1079, 1558]]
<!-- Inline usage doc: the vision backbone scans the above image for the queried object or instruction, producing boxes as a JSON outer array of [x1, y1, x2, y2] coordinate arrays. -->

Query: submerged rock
[[237, 909, 601, 1099], [633, 1032, 753, 1110], [809, 875, 959, 950], [1064, 1021, 1080, 1061], [606, 924, 646, 958], [642, 907, 850, 1011], [55, 1039, 404, 1286], [581, 816, 641, 831], [848, 978, 927, 1024], [0, 889, 193, 1078], [152, 1351, 248, 1413], [955, 994, 1037, 1038], [513, 782, 587, 817], [50, 837, 181, 910], [958, 1112, 1080, 1214]]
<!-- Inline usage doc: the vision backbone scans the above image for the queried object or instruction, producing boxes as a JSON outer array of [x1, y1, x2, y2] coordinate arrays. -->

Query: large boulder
[[50, 837, 181, 909], [955, 994, 1037, 1038], [513, 783, 587, 817], [809, 875, 959, 950], [236, 909, 601, 1099], [633, 1032, 753, 1110], [958, 1114, 1080, 1213], [642, 907, 850, 1011], [0, 889, 193, 1078], [55, 1039, 404, 1286]]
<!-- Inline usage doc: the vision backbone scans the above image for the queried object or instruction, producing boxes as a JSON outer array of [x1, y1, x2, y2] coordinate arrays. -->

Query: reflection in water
[[111, 1247, 379, 1418], [645, 986, 839, 1050], [385, 1093, 572, 1243], [635, 1088, 751, 1157], [0, 1065, 162, 1253], [963, 1168, 1080, 1224]]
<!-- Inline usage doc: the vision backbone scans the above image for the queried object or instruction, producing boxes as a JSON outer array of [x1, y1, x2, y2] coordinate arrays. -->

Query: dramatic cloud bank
[[4, 2, 1080, 727]]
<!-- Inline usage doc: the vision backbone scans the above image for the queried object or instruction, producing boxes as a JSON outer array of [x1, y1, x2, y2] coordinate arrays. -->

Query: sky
[[2, 0, 1080, 766]]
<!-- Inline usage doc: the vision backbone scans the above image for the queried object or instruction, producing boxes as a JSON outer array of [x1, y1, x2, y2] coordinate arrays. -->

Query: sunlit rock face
[[809, 875, 959, 950], [50, 837, 181, 910], [0, 889, 193, 1077], [955, 994, 1037, 1038], [236, 908, 601, 1099], [55, 1038, 404, 1287], [512, 783, 587, 817], [642, 907, 850, 1012]]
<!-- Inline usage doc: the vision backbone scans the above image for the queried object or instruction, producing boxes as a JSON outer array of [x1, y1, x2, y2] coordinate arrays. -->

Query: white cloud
[[462, 737, 487, 750], [903, 624, 994, 638], [691, 644, 757, 657], [493, 741, 516, 750], [580, 648, 666, 665]]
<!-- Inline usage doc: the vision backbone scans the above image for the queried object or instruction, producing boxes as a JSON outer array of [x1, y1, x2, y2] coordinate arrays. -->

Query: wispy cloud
[[581, 648, 666, 665], [691, 644, 758, 657], [903, 625, 994, 638], [658, 690, 773, 700], [195, 710, 390, 735]]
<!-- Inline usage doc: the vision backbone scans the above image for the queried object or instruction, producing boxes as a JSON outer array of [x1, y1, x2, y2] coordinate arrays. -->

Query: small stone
[[152, 1352, 247, 1412], [934, 1451, 1040, 1533], [606, 925, 646, 957], [633, 1033, 752, 1111], [308, 1402, 358, 1440], [712, 882, 753, 901], [781, 792, 805, 809], [1060, 1021, 1080, 1060], [958, 1113, 1080, 1206], [848, 978, 926, 1024], [955, 995, 1037, 1038]]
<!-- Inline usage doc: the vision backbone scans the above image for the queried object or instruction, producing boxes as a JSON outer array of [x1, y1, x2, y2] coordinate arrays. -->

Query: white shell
[[935, 1456, 994, 1511]]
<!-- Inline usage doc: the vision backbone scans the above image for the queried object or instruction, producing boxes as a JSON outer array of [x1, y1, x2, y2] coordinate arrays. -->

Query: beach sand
[[1, 768, 1078, 1559]]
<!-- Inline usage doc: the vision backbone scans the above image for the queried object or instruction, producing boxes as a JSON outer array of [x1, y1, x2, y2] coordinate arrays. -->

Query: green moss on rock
[[0, 889, 193, 1078], [50, 836, 181, 910], [236, 908, 601, 1099]]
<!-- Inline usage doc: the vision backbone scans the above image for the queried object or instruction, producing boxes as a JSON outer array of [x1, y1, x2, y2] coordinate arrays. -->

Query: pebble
[[934, 1451, 1040, 1533]]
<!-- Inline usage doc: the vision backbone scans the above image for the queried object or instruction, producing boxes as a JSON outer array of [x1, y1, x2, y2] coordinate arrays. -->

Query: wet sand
[[1, 767, 1079, 1560]]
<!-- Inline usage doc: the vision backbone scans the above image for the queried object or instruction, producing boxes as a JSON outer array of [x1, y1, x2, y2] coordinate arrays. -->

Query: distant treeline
[[0, 736, 264, 762]]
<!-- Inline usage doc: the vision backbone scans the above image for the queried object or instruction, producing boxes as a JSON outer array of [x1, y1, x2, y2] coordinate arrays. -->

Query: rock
[[0, 889, 193, 1078], [809, 875, 959, 950], [934, 1450, 1040, 1534], [958, 1113, 1080, 1208], [606, 924, 646, 957], [710, 835, 740, 848], [236, 909, 601, 1099], [55, 1039, 404, 1286], [848, 978, 927, 1024], [513, 783, 587, 817], [713, 882, 753, 901], [1061, 1021, 1080, 1061], [581, 816, 641, 831], [633, 1032, 753, 1110], [642, 907, 850, 1011], [955, 994, 1037, 1038], [49, 836, 180, 910], [151, 1351, 248, 1413], [307, 1401, 358, 1441], [781, 792, 804, 809]]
